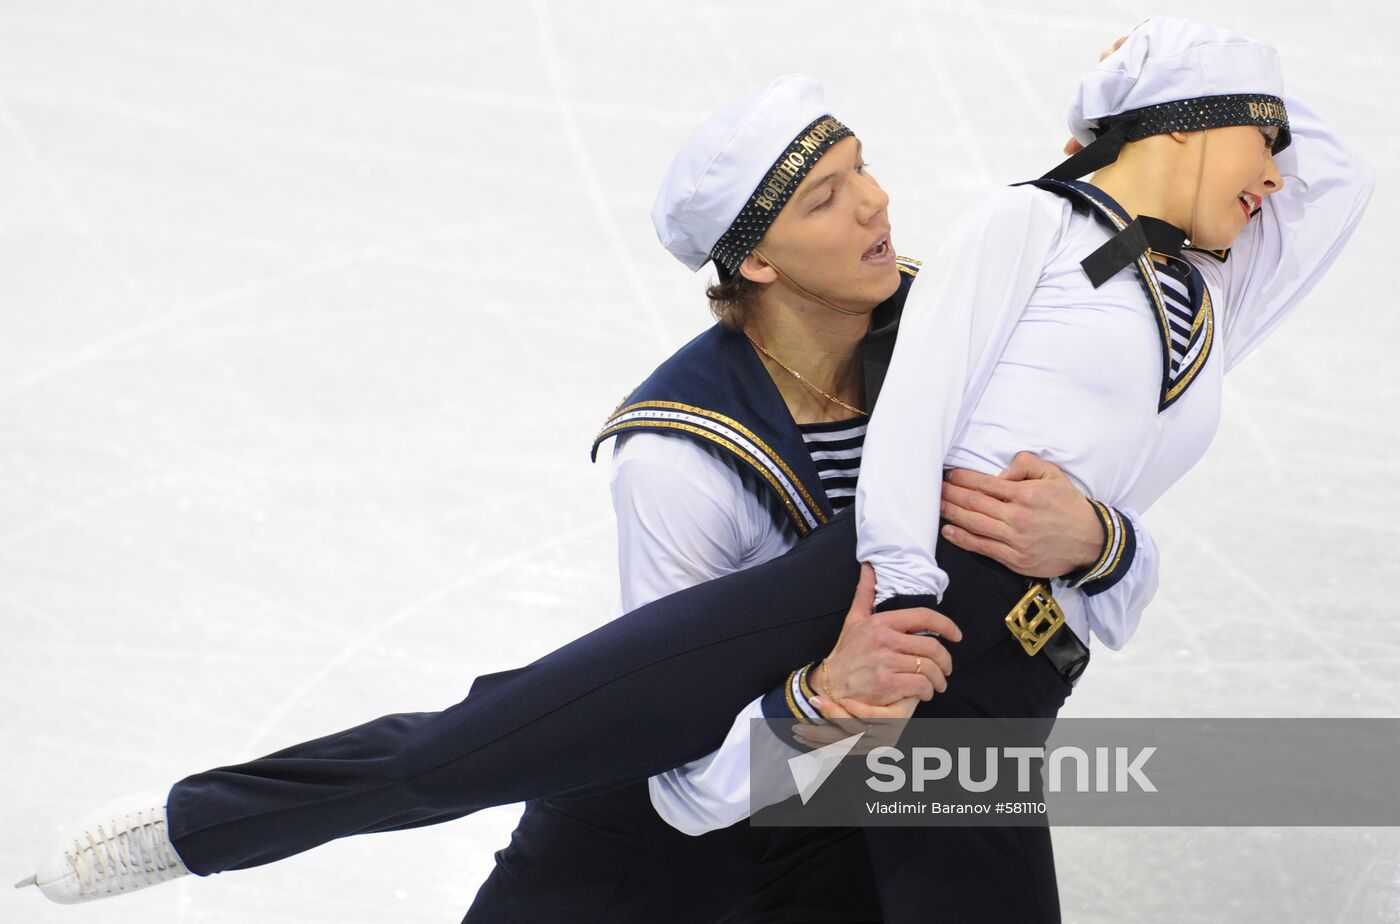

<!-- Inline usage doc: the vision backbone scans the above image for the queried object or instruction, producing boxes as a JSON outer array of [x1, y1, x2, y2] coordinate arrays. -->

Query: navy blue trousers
[[168, 511, 1071, 922]]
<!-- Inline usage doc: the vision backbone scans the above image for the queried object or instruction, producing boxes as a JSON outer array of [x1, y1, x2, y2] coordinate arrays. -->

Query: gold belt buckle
[[1004, 582, 1065, 656]]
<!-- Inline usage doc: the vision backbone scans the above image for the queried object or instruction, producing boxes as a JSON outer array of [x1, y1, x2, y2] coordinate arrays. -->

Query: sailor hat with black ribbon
[[1045, 16, 1291, 183], [651, 74, 853, 279]]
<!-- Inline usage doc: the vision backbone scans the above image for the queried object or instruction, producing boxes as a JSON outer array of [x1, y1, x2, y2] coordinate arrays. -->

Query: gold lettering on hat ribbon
[[752, 116, 847, 212]]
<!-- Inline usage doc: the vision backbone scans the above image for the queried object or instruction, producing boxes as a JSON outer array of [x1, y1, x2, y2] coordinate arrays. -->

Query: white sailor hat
[[651, 74, 853, 277], [1046, 16, 1290, 181]]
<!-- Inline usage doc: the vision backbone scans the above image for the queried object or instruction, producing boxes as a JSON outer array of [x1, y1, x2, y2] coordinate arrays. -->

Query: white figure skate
[[17, 790, 189, 904]]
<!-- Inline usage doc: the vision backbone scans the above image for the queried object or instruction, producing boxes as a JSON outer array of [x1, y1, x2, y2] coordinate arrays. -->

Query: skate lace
[[65, 809, 185, 897]]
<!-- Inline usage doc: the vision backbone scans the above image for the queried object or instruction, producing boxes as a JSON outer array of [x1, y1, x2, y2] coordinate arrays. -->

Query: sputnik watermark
[[864, 745, 1156, 794], [753, 718, 1400, 827]]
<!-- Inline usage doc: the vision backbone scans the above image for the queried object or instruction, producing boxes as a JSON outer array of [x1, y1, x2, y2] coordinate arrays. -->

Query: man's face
[[741, 136, 903, 313]]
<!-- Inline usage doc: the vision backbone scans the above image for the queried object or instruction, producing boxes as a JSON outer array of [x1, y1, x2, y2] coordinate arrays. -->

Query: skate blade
[[14, 876, 36, 889]]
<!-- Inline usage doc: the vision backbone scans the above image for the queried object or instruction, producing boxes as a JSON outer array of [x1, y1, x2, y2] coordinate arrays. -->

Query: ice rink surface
[[1, 1, 1397, 921]]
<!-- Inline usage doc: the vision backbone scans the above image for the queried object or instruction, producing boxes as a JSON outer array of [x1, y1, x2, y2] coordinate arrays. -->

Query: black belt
[[1003, 581, 1090, 688], [923, 524, 1091, 689], [1040, 618, 1089, 687]]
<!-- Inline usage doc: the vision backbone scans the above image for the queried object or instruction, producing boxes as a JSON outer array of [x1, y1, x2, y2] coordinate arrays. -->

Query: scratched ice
[[2, 2, 1397, 922]]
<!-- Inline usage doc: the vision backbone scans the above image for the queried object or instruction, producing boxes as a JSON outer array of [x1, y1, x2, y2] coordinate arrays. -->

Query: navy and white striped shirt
[[797, 416, 868, 512]]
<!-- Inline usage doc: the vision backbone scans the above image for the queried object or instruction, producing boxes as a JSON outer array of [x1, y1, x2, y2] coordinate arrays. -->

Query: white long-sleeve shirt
[[649, 95, 1371, 836], [610, 431, 796, 614], [857, 96, 1373, 625]]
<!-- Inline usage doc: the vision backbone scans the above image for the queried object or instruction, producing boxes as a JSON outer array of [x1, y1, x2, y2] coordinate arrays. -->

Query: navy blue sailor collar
[[591, 259, 918, 536], [1016, 178, 1218, 413], [591, 323, 836, 535]]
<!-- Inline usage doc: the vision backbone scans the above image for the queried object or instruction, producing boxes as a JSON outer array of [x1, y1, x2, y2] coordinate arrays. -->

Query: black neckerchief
[[1015, 179, 1216, 413]]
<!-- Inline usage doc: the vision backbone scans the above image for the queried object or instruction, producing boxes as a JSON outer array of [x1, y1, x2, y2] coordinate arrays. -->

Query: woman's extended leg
[[168, 511, 868, 874], [167, 505, 1033, 876]]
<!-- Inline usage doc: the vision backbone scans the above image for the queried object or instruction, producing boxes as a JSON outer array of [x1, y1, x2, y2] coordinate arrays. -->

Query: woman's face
[[1183, 124, 1285, 251], [739, 136, 902, 312]]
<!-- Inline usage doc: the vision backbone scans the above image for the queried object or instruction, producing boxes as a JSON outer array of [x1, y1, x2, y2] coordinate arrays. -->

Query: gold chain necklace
[[745, 333, 868, 417]]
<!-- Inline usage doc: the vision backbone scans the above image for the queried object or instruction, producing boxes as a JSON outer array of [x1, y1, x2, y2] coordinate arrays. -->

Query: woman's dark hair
[[704, 271, 762, 331]]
